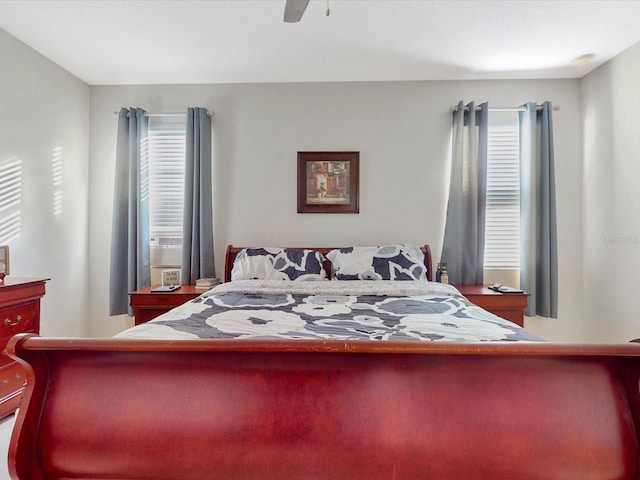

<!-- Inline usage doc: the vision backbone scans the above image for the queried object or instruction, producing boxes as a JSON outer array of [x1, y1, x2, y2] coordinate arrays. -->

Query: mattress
[[117, 280, 542, 342]]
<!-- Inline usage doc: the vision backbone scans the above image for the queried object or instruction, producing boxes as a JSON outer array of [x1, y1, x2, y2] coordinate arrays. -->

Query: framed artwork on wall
[[297, 151, 359, 214], [0, 246, 9, 280]]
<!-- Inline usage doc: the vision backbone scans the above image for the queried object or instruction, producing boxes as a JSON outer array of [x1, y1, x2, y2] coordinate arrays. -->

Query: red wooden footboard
[[7, 334, 640, 480]]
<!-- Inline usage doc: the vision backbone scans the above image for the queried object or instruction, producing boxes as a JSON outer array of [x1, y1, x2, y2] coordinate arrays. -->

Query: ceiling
[[2, 0, 640, 85]]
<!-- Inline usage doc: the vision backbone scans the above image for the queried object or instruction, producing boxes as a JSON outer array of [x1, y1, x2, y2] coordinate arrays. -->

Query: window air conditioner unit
[[150, 236, 182, 267]]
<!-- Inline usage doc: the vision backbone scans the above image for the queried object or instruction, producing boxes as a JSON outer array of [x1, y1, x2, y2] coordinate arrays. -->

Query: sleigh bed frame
[[7, 337, 640, 479], [6, 245, 640, 479]]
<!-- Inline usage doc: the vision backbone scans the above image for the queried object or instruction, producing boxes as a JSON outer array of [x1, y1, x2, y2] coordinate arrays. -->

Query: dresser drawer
[[0, 301, 38, 337], [0, 301, 38, 367], [0, 362, 26, 404]]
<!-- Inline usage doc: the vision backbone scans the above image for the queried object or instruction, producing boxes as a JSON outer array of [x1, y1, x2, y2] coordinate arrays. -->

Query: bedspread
[[117, 280, 542, 342]]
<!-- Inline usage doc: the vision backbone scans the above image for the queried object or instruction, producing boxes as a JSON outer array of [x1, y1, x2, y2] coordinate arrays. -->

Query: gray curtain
[[441, 101, 488, 285], [109, 107, 151, 316], [181, 107, 215, 284], [519, 101, 558, 318]]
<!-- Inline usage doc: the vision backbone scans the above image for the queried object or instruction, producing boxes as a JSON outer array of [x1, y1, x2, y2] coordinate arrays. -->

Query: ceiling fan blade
[[284, 0, 310, 22]]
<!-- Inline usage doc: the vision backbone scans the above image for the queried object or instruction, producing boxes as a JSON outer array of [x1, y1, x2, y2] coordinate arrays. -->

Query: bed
[[7, 244, 640, 480], [117, 245, 540, 343]]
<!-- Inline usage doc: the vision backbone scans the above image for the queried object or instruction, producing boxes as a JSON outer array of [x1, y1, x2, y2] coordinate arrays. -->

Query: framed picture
[[162, 269, 181, 287], [297, 151, 359, 214], [0, 245, 9, 277]]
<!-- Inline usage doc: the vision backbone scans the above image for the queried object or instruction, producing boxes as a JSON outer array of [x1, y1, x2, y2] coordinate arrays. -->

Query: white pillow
[[327, 245, 426, 281]]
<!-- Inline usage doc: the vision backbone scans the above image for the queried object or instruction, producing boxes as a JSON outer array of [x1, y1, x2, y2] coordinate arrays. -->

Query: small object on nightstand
[[440, 264, 448, 284], [195, 277, 221, 289], [151, 285, 180, 292], [489, 284, 524, 293], [161, 269, 181, 287]]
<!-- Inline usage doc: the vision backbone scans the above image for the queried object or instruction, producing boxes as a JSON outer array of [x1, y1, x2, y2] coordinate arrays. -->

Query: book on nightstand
[[195, 277, 221, 289]]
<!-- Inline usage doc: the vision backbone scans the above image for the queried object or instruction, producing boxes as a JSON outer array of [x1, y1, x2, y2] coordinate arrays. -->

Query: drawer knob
[[4, 314, 22, 326]]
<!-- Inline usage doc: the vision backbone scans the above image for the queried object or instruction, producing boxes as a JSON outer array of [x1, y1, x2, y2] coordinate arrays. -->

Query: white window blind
[[484, 113, 520, 269], [148, 120, 186, 239]]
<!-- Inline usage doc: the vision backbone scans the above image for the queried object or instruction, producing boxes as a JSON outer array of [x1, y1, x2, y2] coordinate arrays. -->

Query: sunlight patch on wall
[[52, 146, 63, 216], [0, 157, 23, 243]]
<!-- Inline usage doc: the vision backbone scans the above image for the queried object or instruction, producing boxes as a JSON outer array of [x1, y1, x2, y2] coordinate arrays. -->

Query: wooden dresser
[[454, 284, 529, 327], [0, 277, 48, 418]]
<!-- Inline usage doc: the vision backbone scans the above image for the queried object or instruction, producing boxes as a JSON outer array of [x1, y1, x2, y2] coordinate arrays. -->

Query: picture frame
[[161, 269, 181, 287], [297, 151, 359, 214], [0, 245, 9, 278]]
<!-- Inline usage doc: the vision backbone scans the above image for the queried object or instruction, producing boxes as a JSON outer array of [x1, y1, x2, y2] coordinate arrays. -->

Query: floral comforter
[[117, 280, 543, 342]]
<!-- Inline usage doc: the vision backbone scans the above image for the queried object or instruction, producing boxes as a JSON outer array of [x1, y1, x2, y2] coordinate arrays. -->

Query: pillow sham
[[326, 245, 427, 281], [231, 248, 327, 281]]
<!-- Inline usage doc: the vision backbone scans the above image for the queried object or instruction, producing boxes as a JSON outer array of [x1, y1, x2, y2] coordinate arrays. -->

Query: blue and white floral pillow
[[327, 245, 427, 281], [231, 248, 327, 281]]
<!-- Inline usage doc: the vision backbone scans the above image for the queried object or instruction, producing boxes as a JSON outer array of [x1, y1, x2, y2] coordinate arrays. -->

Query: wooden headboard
[[224, 245, 433, 283]]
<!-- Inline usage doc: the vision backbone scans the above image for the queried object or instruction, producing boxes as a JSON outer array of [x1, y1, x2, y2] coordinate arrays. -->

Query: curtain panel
[[181, 107, 215, 284], [109, 107, 151, 316], [441, 101, 488, 285], [519, 102, 558, 318]]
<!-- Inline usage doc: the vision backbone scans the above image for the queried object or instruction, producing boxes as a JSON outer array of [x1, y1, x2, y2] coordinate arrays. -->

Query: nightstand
[[129, 285, 202, 325], [454, 284, 529, 327]]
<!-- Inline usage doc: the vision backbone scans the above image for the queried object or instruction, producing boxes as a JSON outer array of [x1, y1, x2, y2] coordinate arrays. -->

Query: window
[[484, 111, 520, 270], [148, 117, 185, 267]]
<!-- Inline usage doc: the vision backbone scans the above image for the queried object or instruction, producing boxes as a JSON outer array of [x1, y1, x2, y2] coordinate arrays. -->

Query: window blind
[[484, 116, 520, 269], [148, 123, 186, 238]]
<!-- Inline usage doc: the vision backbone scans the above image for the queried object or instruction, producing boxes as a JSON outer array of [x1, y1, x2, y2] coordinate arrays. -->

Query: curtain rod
[[450, 104, 560, 113], [112, 110, 214, 117]]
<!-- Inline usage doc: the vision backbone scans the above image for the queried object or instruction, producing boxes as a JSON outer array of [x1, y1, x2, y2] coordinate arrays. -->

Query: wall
[[89, 80, 584, 339], [0, 27, 592, 342], [0, 28, 90, 336], [582, 41, 640, 342]]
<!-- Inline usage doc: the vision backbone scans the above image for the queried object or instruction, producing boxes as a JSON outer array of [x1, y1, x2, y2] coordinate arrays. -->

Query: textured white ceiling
[[2, 0, 640, 85]]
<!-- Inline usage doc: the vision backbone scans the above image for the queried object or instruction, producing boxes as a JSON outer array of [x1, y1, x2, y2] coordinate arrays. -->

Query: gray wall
[[0, 28, 90, 336], [89, 80, 584, 339], [12, 23, 631, 342], [581, 40, 640, 341]]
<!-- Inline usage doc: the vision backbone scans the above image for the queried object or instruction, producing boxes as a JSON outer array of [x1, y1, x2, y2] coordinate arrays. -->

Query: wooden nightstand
[[454, 284, 529, 327], [129, 285, 202, 325]]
